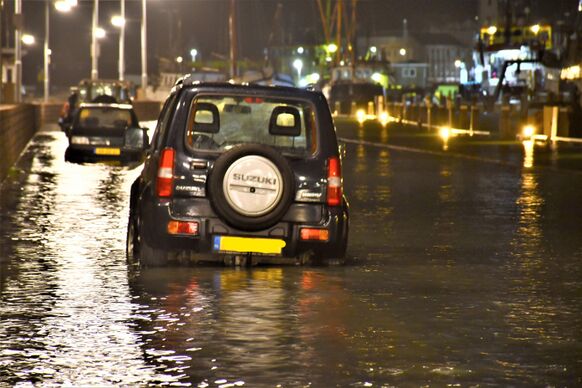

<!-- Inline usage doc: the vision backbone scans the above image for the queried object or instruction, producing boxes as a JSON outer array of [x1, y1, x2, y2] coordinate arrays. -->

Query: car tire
[[126, 213, 139, 266], [208, 144, 295, 231], [126, 210, 168, 267]]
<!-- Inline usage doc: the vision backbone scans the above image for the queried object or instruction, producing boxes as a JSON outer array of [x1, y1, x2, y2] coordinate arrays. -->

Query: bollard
[[334, 101, 340, 116], [375, 95, 385, 116], [368, 101, 375, 116], [559, 106, 570, 137], [459, 104, 468, 130], [499, 98, 512, 139], [446, 96, 453, 127], [424, 96, 432, 130], [469, 103, 478, 136], [351, 101, 357, 116]]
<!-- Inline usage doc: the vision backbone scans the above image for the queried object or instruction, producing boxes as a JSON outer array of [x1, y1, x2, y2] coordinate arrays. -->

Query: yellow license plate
[[213, 236, 286, 255], [95, 148, 121, 156]]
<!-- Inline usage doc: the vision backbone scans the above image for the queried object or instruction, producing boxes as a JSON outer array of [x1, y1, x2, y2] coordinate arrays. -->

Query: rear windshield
[[76, 107, 133, 129], [185, 95, 317, 156]]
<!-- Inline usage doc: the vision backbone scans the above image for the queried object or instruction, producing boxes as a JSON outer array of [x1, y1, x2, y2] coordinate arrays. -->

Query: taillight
[[327, 156, 342, 206], [167, 220, 199, 235], [300, 228, 329, 241], [157, 148, 175, 197]]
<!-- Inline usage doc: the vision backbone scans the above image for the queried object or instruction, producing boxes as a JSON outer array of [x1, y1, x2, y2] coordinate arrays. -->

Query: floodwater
[[1, 124, 582, 386]]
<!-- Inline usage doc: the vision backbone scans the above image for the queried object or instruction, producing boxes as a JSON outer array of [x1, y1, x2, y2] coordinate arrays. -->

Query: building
[[357, 20, 471, 88], [1, 47, 16, 103]]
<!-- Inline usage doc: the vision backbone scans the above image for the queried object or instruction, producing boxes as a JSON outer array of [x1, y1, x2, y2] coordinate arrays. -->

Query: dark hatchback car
[[65, 103, 149, 163], [127, 78, 349, 266]]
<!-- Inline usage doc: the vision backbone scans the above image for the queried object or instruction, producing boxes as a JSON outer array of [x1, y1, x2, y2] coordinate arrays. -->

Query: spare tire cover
[[209, 144, 295, 231]]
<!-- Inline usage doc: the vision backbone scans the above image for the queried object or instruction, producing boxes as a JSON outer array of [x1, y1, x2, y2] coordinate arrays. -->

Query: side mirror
[[141, 128, 150, 150], [125, 127, 150, 149]]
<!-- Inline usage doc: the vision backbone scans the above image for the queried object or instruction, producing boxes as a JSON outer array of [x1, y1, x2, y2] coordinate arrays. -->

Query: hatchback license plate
[[95, 147, 121, 156], [213, 236, 286, 255]]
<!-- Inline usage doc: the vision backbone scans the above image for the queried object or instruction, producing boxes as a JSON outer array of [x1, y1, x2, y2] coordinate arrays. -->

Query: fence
[[380, 97, 579, 141]]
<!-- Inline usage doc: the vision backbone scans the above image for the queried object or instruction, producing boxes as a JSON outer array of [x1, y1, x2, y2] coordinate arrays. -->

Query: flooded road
[[1, 124, 582, 386]]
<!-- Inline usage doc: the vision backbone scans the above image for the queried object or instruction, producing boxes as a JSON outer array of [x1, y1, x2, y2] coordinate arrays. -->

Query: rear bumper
[[139, 197, 348, 262], [65, 145, 144, 163]]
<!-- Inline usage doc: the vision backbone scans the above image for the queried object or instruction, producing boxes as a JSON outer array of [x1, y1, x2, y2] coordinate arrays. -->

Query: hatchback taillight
[[157, 148, 175, 197], [327, 156, 342, 206]]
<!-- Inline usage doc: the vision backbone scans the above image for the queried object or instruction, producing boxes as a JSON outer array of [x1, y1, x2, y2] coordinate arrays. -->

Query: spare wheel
[[208, 144, 295, 231]]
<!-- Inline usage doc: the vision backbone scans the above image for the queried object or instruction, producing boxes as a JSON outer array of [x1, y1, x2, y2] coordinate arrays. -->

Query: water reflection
[[0, 131, 155, 385], [500, 170, 574, 379], [128, 267, 357, 386], [522, 140, 534, 169]]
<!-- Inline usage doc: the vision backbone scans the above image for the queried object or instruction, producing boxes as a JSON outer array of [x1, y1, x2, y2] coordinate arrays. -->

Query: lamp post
[[141, 0, 147, 90], [91, 0, 99, 80], [110, 0, 125, 80], [111, 12, 125, 81], [44, 0, 49, 102], [45, 1, 76, 103], [14, 0, 22, 103]]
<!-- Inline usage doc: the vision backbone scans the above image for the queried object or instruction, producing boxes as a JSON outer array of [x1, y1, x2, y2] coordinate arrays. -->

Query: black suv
[[127, 78, 348, 266]]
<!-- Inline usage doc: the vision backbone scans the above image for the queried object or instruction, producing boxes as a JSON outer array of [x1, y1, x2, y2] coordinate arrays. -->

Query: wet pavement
[[1, 121, 582, 386]]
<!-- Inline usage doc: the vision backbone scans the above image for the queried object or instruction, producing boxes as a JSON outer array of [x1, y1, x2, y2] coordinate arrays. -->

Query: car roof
[[78, 102, 133, 110], [176, 77, 322, 99]]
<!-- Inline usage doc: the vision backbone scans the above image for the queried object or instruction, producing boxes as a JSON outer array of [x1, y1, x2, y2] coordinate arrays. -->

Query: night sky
[[11, 0, 578, 91]]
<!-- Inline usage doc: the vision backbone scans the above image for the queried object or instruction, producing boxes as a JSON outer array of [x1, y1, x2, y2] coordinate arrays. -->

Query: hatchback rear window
[[77, 107, 133, 129], [185, 95, 317, 156]]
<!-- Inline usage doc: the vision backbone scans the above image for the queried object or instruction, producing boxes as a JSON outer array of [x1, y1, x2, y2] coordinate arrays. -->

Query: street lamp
[[190, 48, 198, 62], [111, 15, 124, 27], [95, 27, 106, 39], [530, 24, 541, 35], [54, 0, 72, 12], [327, 43, 338, 53], [21, 34, 35, 45]]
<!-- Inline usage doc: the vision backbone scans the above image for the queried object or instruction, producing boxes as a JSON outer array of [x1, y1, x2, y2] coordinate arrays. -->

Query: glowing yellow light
[[522, 125, 535, 138], [54, 0, 72, 12], [379, 112, 389, 126], [399, 48, 407, 56], [356, 109, 366, 124], [530, 24, 541, 34], [327, 43, 338, 53], [561, 65, 581, 80], [21, 34, 35, 45], [95, 27, 106, 39], [487, 25, 497, 35], [439, 126, 451, 141], [111, 15, 125, 28]]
